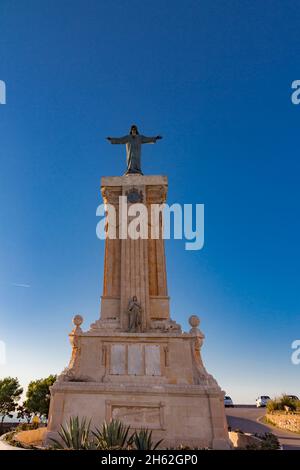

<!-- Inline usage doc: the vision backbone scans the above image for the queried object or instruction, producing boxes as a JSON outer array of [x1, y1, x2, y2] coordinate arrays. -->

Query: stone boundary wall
[[266, 412, 300, 433], [0, 434, 25, 451]]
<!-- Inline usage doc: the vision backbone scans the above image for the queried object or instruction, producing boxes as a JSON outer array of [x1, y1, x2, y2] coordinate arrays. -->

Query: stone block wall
[[266, 412, 300, 433]]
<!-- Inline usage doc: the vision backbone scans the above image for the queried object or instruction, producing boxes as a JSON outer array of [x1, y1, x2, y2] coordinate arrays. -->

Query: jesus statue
[[106, 124, 162, 175]]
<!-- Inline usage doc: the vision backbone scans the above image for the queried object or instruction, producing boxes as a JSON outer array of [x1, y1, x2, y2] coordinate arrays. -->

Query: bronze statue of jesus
[[107, 124, 162, 175]]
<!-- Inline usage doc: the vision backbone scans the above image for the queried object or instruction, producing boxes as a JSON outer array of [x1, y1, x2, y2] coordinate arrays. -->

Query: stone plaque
[[110, 344, 126, 374], [111, 405, 161, 429], [145, 345, 161, 376], [128, 344, 143, 375]]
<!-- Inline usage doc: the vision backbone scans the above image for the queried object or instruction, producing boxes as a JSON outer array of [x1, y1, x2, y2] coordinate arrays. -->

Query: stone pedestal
[[47, 174, 230, 449]]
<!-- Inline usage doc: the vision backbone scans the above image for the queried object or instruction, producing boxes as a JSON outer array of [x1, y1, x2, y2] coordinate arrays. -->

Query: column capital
[[101, 186, 122, 205]]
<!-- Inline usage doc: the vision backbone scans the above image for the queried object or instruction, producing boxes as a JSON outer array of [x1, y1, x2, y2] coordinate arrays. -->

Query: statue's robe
[[109, 134, 158, 174], [128, 300, 142, 331]]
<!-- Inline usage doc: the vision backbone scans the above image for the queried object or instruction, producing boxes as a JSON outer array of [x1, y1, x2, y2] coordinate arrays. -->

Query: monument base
[[47, 382, 229, 449], [46, 328, 230, 449]]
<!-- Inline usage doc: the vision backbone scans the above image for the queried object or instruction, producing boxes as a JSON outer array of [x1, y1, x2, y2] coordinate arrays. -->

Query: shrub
[[248, 432, 280, 450], [260, 433, 280, 450], [280, 395, 297, 411], [267, 395, 297, 413], [15, 423, 35, 432], [266, 399, 280, 413], [3, 431, 24, 448]]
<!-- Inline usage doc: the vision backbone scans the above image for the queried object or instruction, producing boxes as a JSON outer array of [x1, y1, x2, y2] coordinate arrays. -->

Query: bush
[[247, 432, 280, 450], [266, 399, 280, 413], [260, 433, 280, 450], [15, 423, 35, 432], [3, 431, 24, 448], [280, 395, 297, 411], [267, 395, 297, 413]]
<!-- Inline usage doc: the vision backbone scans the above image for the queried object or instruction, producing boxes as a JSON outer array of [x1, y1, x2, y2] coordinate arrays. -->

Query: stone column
[[98, 175, 170, 331], [119, 181, 150, 331]]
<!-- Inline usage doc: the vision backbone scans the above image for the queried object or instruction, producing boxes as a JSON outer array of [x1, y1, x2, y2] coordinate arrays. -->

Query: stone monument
[[46, 127, 230, 449]]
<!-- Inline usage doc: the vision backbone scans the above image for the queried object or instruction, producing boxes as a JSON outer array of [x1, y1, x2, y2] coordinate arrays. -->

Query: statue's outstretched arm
[[141, 135, 162, 144], [107, 135, 129, 144]]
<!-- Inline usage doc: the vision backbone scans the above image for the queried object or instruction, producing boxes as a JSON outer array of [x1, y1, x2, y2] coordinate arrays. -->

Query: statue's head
[[130, 124, 139, 136], [133, 295, 137, 301]]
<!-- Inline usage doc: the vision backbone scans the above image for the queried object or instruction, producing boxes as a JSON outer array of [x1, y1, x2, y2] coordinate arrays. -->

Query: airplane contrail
[[11, 283, 31, 288]]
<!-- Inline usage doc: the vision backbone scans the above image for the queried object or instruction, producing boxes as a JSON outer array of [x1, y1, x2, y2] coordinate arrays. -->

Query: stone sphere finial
[[189, 315, 200, 328], [73, 314, 83, 327]]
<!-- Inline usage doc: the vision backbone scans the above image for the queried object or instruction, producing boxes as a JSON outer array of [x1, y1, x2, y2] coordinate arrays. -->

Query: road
[[226, 406, 300, 450]]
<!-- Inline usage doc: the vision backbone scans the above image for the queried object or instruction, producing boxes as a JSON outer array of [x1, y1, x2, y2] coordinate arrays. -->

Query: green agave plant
[[50, 416, 93, 449], [49, 416, 163, 450], [92, 419, 133, 450], [133, 428, 163, 450]]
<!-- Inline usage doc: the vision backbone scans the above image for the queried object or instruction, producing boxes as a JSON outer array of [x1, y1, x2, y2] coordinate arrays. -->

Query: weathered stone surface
[[145, 345, 161, 376], [111, 405, 161, 428], [101, 175, 167, 187], [128, 344, 143, 375], [229, 431, 261, 449], [14, 428, 47, 447], [110, 344, 126, 375]]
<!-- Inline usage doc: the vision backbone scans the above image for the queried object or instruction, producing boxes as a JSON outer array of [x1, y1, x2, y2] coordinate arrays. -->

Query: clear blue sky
[[0, 0, 299, 403]]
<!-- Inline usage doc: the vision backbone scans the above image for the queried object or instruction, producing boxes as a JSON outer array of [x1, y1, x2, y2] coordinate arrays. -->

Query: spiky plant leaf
[[133, 428, 163, 450], [92, 419, 133, 450], [50, 416, 92, 449]]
